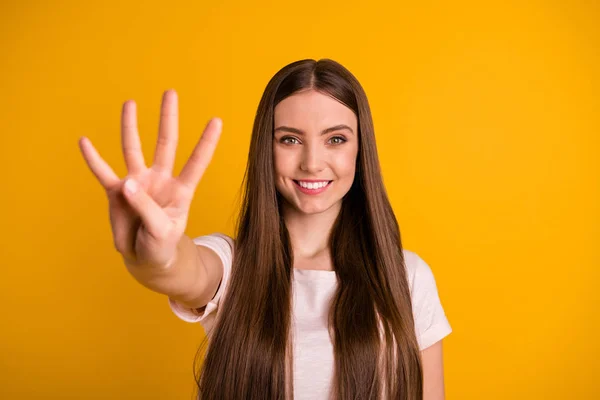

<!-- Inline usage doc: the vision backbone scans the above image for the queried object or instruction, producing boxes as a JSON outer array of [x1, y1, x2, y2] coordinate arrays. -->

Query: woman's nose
[[300, 144, 325, 172]]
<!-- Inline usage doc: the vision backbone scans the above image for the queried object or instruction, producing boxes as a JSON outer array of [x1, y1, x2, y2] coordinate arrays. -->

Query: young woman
[[78, 59, 452, 400]]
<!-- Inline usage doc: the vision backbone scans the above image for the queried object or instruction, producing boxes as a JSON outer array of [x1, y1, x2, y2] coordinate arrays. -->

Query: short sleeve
[[404, 250, 452, 350], [167, 232, 234, 331]]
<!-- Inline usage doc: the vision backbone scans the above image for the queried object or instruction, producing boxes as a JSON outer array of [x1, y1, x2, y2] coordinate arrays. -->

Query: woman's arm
[[421, 339, 447, 400]]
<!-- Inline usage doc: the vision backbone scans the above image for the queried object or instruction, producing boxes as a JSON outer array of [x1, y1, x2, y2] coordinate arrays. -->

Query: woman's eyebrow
[[274, 124, 354, 135]]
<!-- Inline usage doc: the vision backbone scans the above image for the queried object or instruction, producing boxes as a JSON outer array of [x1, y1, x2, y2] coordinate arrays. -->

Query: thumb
[[122, 178, 170, 239]]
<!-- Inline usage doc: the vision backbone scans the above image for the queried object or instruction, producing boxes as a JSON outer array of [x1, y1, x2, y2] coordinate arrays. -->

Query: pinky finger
[[78, 137, 121, 189]]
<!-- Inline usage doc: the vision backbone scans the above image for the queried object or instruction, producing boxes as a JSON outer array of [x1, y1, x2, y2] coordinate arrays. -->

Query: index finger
[[177, 117, 222, 191]]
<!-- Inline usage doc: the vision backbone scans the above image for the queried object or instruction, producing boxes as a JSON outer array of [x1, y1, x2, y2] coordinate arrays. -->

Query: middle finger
[[152, 89, 179, 176], [121, 100, 146, 175]]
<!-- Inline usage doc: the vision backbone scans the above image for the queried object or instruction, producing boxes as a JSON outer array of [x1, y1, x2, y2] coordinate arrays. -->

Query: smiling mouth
[[293, 180, 332, 186], [292, 180, 333, 193]]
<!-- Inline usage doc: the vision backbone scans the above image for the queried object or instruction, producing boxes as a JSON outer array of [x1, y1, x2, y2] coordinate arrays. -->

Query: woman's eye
[[281, 137, 299, 145], [329, 136, 347, 145]]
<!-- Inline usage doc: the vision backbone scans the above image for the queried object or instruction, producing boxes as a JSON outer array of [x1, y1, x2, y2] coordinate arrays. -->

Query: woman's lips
[[293, 180, 332, 195]]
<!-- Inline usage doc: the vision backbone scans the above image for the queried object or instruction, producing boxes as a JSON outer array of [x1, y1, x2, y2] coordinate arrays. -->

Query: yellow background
[[1, 0, 598, 398]]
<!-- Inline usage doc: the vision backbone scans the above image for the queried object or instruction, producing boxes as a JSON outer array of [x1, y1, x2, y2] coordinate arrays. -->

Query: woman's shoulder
[[213, 232, 235, 247], [402, 248, 422, 273], [192, 232, 236, 254], [401, 248, 435, 291]]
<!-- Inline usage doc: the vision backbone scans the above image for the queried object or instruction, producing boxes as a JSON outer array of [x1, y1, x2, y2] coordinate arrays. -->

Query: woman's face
[[273, 89, 359, 215]]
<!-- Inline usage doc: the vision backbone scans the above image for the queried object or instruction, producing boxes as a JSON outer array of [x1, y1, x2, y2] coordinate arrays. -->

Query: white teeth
[[298, 181, 329, 189]]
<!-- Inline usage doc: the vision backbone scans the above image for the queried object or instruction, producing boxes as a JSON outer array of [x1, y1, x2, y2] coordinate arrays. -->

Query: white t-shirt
[[169, 233, 452, 400]]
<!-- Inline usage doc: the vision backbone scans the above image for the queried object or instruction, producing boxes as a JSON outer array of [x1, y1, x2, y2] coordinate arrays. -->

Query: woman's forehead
[[274, 90, 356, 130]]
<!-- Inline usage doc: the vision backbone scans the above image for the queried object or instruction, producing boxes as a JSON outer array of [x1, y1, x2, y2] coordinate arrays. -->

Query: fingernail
[[124, 179, 138, 194]]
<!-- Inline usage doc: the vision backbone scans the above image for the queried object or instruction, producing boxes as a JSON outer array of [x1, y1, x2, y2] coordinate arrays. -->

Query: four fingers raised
[[79, 90, 222, 195]]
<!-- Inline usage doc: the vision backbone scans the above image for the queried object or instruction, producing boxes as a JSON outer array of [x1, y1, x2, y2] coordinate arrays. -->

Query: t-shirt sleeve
[[167, 232, 234, 327], [407, 252, 453, 351]]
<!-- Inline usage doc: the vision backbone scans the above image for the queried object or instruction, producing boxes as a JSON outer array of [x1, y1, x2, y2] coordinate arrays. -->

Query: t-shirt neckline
[[292, 267, 337, 281]]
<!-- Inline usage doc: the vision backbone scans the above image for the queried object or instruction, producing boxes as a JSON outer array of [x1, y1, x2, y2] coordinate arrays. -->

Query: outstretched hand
[[78, 89, 223, 270]]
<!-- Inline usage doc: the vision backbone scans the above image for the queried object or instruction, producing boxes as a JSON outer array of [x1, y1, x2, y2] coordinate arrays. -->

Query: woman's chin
[[278, 191, 343, 216], [294, 200, 342, 216]]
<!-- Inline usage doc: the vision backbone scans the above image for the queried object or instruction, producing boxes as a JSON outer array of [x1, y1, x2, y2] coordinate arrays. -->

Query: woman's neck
[[282, 201, 341, 260]]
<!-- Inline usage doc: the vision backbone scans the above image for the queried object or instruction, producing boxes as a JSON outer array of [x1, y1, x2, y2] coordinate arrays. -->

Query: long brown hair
[[193, 59, 423, 399]]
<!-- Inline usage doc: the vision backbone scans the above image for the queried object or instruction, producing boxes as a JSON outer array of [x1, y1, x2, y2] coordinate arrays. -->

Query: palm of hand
[[106, 168, 190, 266], [78, 89, 222, 270]]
